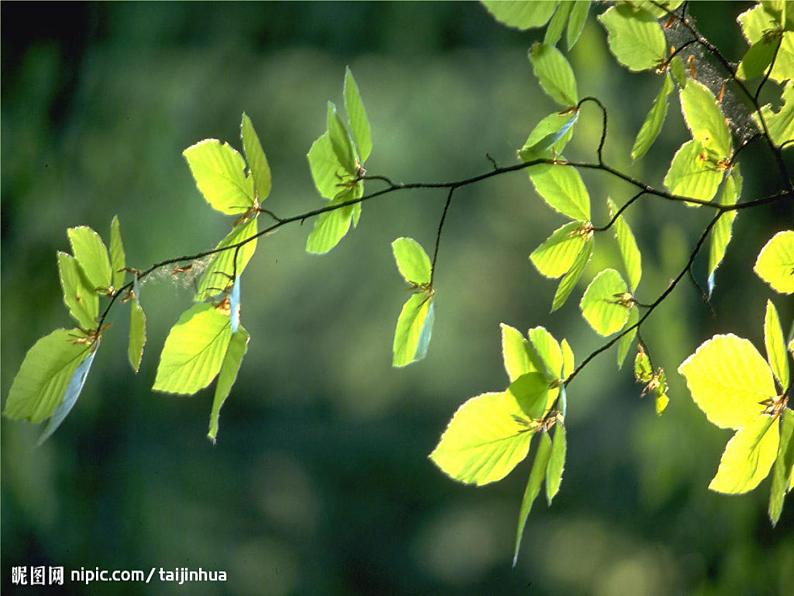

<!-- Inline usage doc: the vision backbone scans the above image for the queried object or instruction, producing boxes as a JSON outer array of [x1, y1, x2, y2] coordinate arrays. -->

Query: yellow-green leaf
[[240, 113, 272, 202], [327, 101, 356, 174], [632, 73, 673, 160], [392, 292, 434, 367], [528, 162, 591, 221], [528, 326, 564, 380], [109, 215, 126, 290], [552, 236, 593, 311], [663, 140, 724, 204], [546, 423, 566, 504], [508, 372, 551, 420], [598, 5, 667, 72], [754, 230, 794, 294], [710, 416, 779, 494], [528, 42, 578, 107], [753, 82, 794, 147], [580, 268, 631, 336], [561, 338, 575, 378], [67, 226, 112, 291], [208, 325, 250, 442], [769, 410, 794, 525], [196, 216, 258, 301], [501, 323, 532, 383], [129, 280, 146, 374], [544, 1, 571, 46], [392, 237, 431, 286], [678, 334, 777, 429], [617, 306, 639, 369], [344, 67, 372, 163], [307, 132, 347, 200], [519, 111, 578, 160], [607, 198, 642, 291], [634, 348, 653, 383], [482, 0, 558, 30], [306, 196, 358, 255], [566, 0, 590, 50], [764, 300, 790, 390], [680, 79, 733, 160], [57, 252, 98, 331], [183, 139, 254, 215], [707, 166, 742, 296], [514, 431, 551, 566], [530, 221, 591, 279]]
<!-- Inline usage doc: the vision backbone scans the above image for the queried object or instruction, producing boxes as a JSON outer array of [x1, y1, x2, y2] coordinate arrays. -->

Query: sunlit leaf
[[634, 348, 653, 384], [344, 67, 373, 163], [598, 5, 667, 71], [57, 252, 99, 331], [528, 42, 578, 107], [196, 216, 258, 301], [754, 229, 794, 294], [769, 410, 794, 525], [393, 292, 435, 367], [580, 268, 631, 336], [307, 131, 347, 200], [109, 215, 126, 290], [530, 221, 591, 279], [753, 83, 794, 147], [632, 0, 684, 19], [67, 226, 112, 291], [709, 416, 779, 494], [764, 300, 790, 390], [240, 112, 272, 201], [552, 235, 592, 311], [327, 101, 357, 175], [392, 237, 432, 286], [561, 338, 575, 378], [669, 55, 687, 88], [519, 110, 578, 160], [737, 5, 794, 83], [481, 0, 558, 30], [617, 306, 639, 369], [679, 79, 733, 159], [631, 73, 673, 160], [513, 431, 551, 567], [208, 325, 250, 443], [566, 0, 590, 50], [546, 423, 566, 504], [183, 139, 254, 215], [501, 323, 532, 383], [306, 193, 359, 255], [528, 162, 591, 221], [508, 372, 551, 420], [129, 293, 146, 374], [737, 36, 777, 80], [707, 166, 742, 296], [607, 198, 642, 291], [544, 1, 571, 46], [663, 140, 724, 204], [528, 326, 564, 381]]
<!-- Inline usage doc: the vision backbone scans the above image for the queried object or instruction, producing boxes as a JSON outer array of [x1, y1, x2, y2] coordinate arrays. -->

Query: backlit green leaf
[[663, 140, 724, 204], [546, 423, 566, 504], [764, 300, 790, 390], [552, 235, 593, 311], [632, 0, 683, 19], [598, 5, 667, 71], [737, 4, 793, 83], [710, 416, 779, 494], [738, 3, 778, 44], [307, 132, 347, 200], [754, 229, 794, 294], [208, 325, 250, 442], [707, 166, 742, 296], [544, 1, 571, 46], [528, 162, 591, 221], [306, 193, 359, 255], [501, 323, 532, 383], [327, 101, 356, 174], [528, 326, 564, 380], [508, 372, 551, 420], [344, 67, 373, 163], [196, 216, 258, 301], [153, 303, 232, 395], [561, 338, 574, 378], [57, 252, 98, 331], [528, 43, 578, 107], [737, 36, 777, 80], [240, 113, 272, 202], [607, 198, 642, 291], [482, 0, 558, 30], [753, 83, 794, 147], [580, 268, 631, 336], [67, 226, 112, 291], [519, 111, 578, 160], [678, 334, 777, 429], [109, 215, 126, 290], [631, 73, 673, 160], [430, 391, 534, 486], [530, 221, 591, 279], [566, 1, 590, 50], [669, 55, 687, 88], [393, 292, 435, 367], [129, 292, 146, 374], [680, 80, 733, 159], [769, 410, 794, 525], [183, 139, 254, 215], [634, 348, 653, 383], [392, 237, 432, 286], [514, 431, 551, 566], [617, 306, 639, 369]]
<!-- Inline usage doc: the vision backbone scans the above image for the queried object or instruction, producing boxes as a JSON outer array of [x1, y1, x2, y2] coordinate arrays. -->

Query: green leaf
[[738, 4, 778, 44], [306, 195, 358, 255], [307, 132, 347, 200], [57, 252, 99, 331], [634, 348, 653, 383], [519, 111, 578, 160], [598, 5, 667, 71], [754, 229, 794, 294], [617, 306, 639, 369], [240, 113, 272, 202], [196, 216, 258, 301], [128, 294, 146, 374], [678, 334, 777, 429], [208, 325, 250, 442], [528, 326, 564, 381], [392, 237, 431, 286], [546, 424, 566, 504], [528, 43, 578, 107], [501, 323, 532, 383], [707, 166, 742, 296], [109, 215, 126, 290], [663, 140, 724, 204], [632, 0, 684, 19], [430, 391, 534, 486], [393, 292, 435, 367], [513, 431, 552, 567], [327, 101, 356, 174], [67, 226, 112, 291], [710, 416, 779, 494], [4, 329, 93, 423], [530, 221, 591, 279], [544, 1, 571, 46], [552, 235, 593, 311], [737, 5, 793, 83], [631, 73, 673, 160], [737, 36, 777, 80], [481, 0, 558, 30], [653, 368, 670, 415], [561, 338, 575, 379], [769, 410, 794, 526], [508, 372, 551, 420], [344, 67, 372, 163], [153, 303, 233, 395], [764, 300, 790, 390], [566, 0, 590, 50], [669, 55, 687, 88], [753, 82, 794, 147], [580, 269, 631, 336], [528, 162, 591, 221], [679, 80, 733, 159], [607, 198, 642, 291], [183, 139, 254, 215]]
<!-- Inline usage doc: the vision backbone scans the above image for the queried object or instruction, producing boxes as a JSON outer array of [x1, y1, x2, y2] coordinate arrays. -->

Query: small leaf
[[544, 1, 571, 46], [327, 101, 356, 174], [109, 215, 126, 290], [153, 304, 232, 395], [663, 140, 724, 204], [617, 306, 639, 369], [754, 230, 794, 294], [764, 300, 790, 390], [546, 424, 567, 504], [634, 348, 653, 384], [737, 4, 793, 83], [528, 162, 591, 221], [607, 198, 642, 291], [737, 36, 777, 80], [508, 372, 551, 420], [240, 113, 272, 202], [344, 67, 372, 163], [57, 252, 99, 331], [598, 5, 667, 72], [67, 226, 113, 291], [208, 325, 250, 443], [519, 111, 578, 160], [580, 269, 631, 336], [707, 166, 742, 296], [183, 139, 254, 215], [501, 323, 532, 383], [392, 237, 432, 286], [552, 235, 593, 311], [679, 80, 733, 160], [430, 391, 534, 486], [393, 292, 435, 367], [566, 0, 590, 50], [196, 216, 258, 301], [631, 73, 673, 160], [710, 416, 779, 494], [528, 326, 564, 381], [129, 292, 146, 374], [481, 0, 558, 30], [561, 338, 575, 379], [528, 43, 578, 107], [769, 410, 794, 525], [678, 334, 777, 429], [513, 431, 552, 567], [530, 221, 591, 279], [753, 83, 794, 147], [307, 132, 347, 200], [669, 55, 687, 88], [306, 196, 358, 255]]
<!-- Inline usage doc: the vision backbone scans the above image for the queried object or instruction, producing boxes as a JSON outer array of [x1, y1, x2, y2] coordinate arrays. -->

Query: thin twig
[[430, 187, 456, 286]]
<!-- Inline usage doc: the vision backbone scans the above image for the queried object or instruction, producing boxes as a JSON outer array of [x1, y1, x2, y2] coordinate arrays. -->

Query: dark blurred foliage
[[2, 2, 793, 595]]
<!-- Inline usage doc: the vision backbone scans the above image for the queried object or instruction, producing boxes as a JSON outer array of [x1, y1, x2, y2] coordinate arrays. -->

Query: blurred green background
[[2, 2, 793, 594]]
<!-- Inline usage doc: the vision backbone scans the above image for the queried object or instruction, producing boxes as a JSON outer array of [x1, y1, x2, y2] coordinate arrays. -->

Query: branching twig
[[430, 187, 456, 287]]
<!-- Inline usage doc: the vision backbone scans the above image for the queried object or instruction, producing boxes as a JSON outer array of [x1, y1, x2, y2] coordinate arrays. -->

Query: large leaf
[[430, 391, 534, 486], [552, 236, 593, 311], [769, 410, 794, 525], [528, 43, 578, 107], [709, 417, 779, 494], [153, 304, 232, 395], [707, 166, 742, 296], [513, 431, 551, 566], [344, 67, 372, 162], [392, 237, 432, 286], [528, 326, 564, 381], [57, 252, 99, 331], [528, 162, 591, 221], [607, 198, 642, 291], [393, 292, 435, 367], [195, 216, 258, 301], [631, 73, 673, 160], [4, 329, 93, 423], [481, 1, 558, 30], [566, 0, 590, 50], [598, 5, 667, 72], [546, 423, 567, 504], [754, 83, 794, 147], [208, 325, 250, 442], [501, 323, 532, 383], [678, 334, 777, 429], [754, 229, 794, 294], [764, 300, 790, 390], [240, 113, 272, 202], [183, 139, 254, 215], [530, 221, 590, 279], [109, 215, 126, 290], [67, 226, 112, 291], [579, 268, 631, 336], [663, 140, 724, 203], [680, 80, 733, 159]]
